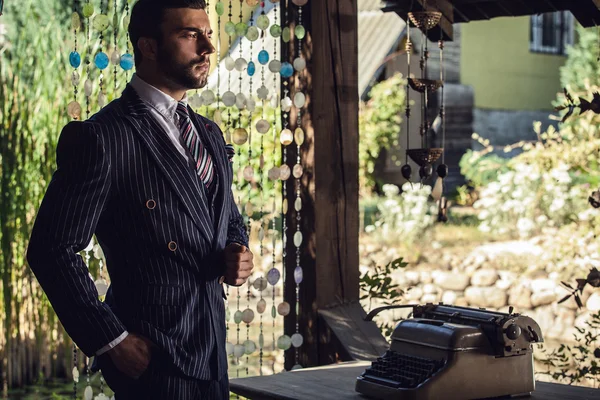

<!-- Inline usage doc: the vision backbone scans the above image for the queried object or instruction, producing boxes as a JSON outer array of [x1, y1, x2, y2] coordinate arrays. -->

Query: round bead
[[258, 225, 265, 240], [280, 129, 293, 145], [244, 340, 256, 355], [233, 128, 248, 145], [98, 92, 107, 108], [259, 333, 265, 348], [268, 60, 281, 73], [291, 332, 304, 347], [257, 15, 270, 30], [246, 97, 256, 112], [279, 164, 291, 180], [258, 50, 269, 65], [293, 163, 303, 178], [189, 93, 203, 108], [84, 385, 93, 400], [277, 302, 290, 316], [294, 266, 303, 284], [235, 22, 249, 37], [293, 57, 306, 71], [253, 277, 268, 291], [246, 26, 260, 41], [283, 198, 288, 214], [271, 305, 277, 319], [277, 335, 292, 350], [224, 56, 235, 71], [256, 119, 270, 134], [226, 342, 234, 355], [295, 25, 306, 40], [242, 308, 255, 324], [247, 61, 256, 76], [234, 344, 245, 358], [246, 0, 260, 5], [235, 93, 246, 109], [69, 51, 81, 68], [294, 231, 303, 247], [71, 70, 80, 86], [256, 298, 267, 314], [71, 12, 81, 30], [268, 167, 280, 181], [95, 279, 108, 296], [84, 79, 93, 96], [295, 197, 302, 211], [267, 268, 280, 285], [82, 3, 94, 18], [234, 57, 248, 72], [257, 85, 269, 100], [201, 89, 216, 105], [294, 128, 305, 145], [119, 53, 134, 71], [67, 101, 82, 119], [270, 94, 279, 108], [122, 15, 130, 29], [113, 13, 119, 30], [72, 367, 79, 382], [282, 27, 291, 42], [292, 0, 308, 5], [245, 202, 253, 216], [270, 24, 282, 38], [243, 165, 254, 181], [234, 310, 243, 324], [213, 110, 223, 125], [93, 14, 110, 32], [280, 62, 294, 78], [281, 97, 292, 112], [294, 92, 306, 108], [224, 21, 236, 36], [110, 51, 121, 65], [222, 91, 236, 106], [215, 1, 225, 15]]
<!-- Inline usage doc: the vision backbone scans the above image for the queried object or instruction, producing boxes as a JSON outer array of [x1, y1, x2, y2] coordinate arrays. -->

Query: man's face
[[155, 8, 215, 90]]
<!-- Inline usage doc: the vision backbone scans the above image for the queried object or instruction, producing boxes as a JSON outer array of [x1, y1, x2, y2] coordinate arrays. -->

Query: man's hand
[[106, 333, 153, 379], [223, 243, 254, 286]]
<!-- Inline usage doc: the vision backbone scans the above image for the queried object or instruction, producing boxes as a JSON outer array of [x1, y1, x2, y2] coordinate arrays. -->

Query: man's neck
[[135, 71, 187, 102]]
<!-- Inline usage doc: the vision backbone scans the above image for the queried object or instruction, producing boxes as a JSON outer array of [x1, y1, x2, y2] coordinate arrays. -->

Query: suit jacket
[[26, 84, 248, 380]]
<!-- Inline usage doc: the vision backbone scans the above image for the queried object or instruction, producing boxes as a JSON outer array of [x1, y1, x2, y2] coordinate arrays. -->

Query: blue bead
[[258, 50, 269, 65], [120, 53, 134, 71], [247, 61, 256, 76], [280, 62, 294, 78], [94, 52, 109, 70], [69, 51, 81, 68]]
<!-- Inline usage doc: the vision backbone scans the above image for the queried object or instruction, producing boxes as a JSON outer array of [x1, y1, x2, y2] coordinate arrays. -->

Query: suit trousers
[[97, 348, 229, 400]]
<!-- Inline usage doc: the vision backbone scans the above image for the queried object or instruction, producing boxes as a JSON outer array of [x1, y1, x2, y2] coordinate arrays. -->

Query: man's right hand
[[106, 333, 153, 379]]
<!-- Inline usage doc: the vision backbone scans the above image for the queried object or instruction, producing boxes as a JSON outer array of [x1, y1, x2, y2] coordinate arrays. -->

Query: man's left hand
[[223, 243, 254, 286]]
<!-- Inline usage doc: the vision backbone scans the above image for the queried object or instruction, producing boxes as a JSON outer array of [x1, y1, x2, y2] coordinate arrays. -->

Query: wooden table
[[230, 361, 599, 400]]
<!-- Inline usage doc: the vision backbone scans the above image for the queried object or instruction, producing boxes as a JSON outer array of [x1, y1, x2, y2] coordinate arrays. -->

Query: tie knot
[[176, 101, 190, 119]]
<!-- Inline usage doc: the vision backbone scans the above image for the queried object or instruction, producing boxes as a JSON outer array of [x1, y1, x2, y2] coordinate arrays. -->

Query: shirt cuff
[[95, 331, 129, 356]]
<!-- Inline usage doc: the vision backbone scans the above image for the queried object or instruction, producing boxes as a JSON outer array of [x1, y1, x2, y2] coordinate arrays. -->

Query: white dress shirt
[[96, 75, 196, 356]]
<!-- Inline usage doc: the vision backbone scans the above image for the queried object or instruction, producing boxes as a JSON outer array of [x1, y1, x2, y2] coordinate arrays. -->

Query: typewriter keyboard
[[361, 350, 446, 389]]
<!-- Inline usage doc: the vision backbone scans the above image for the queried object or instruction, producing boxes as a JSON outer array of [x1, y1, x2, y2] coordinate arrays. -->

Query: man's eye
[[187, 33, 197, 39]]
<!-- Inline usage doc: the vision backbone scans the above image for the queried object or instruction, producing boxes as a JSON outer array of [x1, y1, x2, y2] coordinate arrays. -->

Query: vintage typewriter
[[356, 304, 544, 400]]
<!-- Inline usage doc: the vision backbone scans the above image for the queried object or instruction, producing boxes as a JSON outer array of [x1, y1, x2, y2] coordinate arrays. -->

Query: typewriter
[[355, 304, 544, 400]]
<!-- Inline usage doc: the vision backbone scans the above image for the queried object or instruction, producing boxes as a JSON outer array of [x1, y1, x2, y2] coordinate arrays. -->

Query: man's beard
[[157, 47, 209, 90]]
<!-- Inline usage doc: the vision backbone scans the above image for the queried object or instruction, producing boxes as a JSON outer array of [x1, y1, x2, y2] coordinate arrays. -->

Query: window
[[530, 11, 574, 55]]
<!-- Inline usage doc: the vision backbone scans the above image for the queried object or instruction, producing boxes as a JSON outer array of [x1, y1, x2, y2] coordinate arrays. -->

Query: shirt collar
[[129, 74, 188, 121]]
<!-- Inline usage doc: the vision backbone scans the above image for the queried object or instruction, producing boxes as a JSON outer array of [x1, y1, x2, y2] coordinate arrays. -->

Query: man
[[26, 0, 253, 398]]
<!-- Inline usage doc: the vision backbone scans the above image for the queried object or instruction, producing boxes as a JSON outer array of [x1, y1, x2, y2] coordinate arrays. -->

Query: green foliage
[[359, 73, 406, 193], [541, 311, 600, 387], [359, 257, 409, 337], [459, 148, 511, 188], [560, 25, 600, 95]]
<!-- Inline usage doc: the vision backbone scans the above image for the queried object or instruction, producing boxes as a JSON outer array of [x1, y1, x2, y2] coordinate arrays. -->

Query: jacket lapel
[[189, 111, 230, 250], [121, 86, 214, 245]]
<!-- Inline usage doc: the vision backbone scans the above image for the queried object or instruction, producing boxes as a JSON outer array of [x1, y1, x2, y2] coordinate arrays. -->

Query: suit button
[[168, 241, 177, 251], [146, 199, 156, 209]]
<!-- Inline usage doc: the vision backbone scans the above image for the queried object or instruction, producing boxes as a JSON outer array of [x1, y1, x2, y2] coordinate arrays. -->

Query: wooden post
[[283, 0, 387, 370]]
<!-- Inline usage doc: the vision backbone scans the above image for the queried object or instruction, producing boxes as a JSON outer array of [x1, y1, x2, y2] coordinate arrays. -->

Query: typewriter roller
[[356, 304, 544, 400]]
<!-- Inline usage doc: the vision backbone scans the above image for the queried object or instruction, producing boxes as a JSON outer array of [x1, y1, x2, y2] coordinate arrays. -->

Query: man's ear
[[137, 37, 158, 62]]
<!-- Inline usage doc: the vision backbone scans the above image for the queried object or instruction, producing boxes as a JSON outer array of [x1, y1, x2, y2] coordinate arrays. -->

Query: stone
[[530, 290, 556, 307], [421, 293, 438, 304], [471, 269, 499, 287], [420, 271, 433, 284], [404, 271, 421, 285], [441, 291, 458, 305], [530, 278, 556, 294], [434, 272, 470, 291], [586, 292, 600, 311], [465, 287, 507, 309], [508, 282, 532, 310], [405, 287, 423, 301], [530, 306, 556, 338], [455, 297, 469, 307], [422, 283, 437, 294]]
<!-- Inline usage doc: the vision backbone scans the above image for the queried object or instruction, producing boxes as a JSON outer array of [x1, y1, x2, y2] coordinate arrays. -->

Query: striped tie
[[176, 101, 215, 189]]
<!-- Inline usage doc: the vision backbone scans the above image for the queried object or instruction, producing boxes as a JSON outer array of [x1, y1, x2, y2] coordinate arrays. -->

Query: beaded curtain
[[67, 0, 307, 398]]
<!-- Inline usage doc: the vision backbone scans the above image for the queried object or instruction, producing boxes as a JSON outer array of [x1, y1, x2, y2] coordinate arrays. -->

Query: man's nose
[[199, 38, 216, 56]]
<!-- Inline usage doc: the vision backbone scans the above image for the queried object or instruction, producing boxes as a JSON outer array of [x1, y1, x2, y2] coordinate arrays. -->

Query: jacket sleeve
[[26, 121, 127, 357], [226, 189, 249, 247]]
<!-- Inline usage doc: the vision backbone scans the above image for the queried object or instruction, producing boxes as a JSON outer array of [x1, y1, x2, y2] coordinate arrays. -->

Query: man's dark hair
[[128, 0, 207, 66]]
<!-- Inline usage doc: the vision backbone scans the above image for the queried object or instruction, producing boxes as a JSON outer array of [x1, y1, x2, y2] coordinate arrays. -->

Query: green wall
[[460, 16, 566, 111]]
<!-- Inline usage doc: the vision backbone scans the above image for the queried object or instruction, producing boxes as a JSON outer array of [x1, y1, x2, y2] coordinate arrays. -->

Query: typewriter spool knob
[[505, 323, 522, 340]]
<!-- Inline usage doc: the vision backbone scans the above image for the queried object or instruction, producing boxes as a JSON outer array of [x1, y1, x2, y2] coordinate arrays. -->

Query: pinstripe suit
[[27, 84, 248, 397]]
